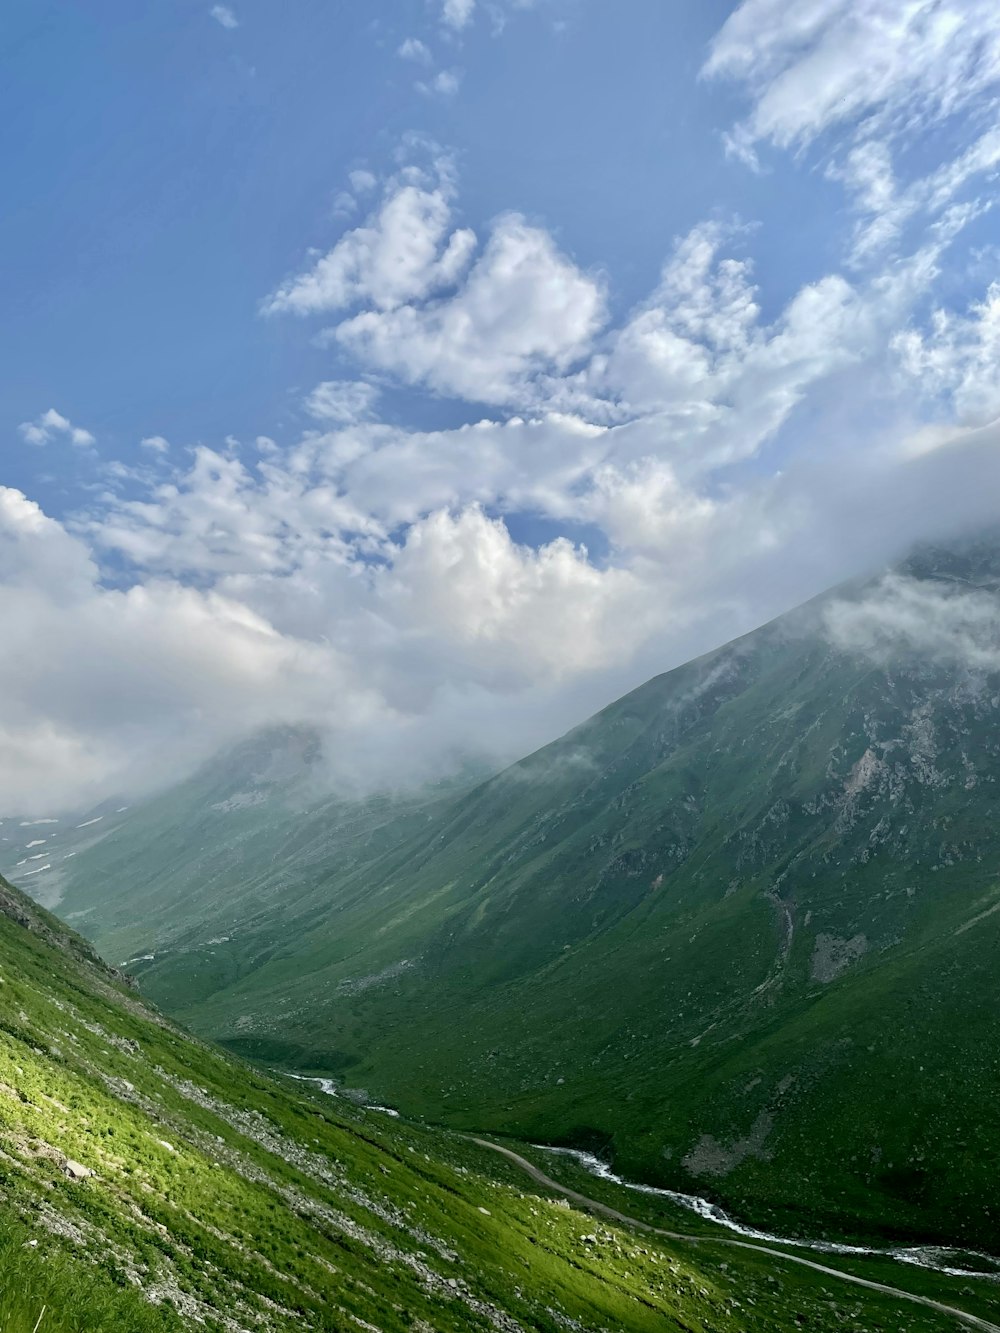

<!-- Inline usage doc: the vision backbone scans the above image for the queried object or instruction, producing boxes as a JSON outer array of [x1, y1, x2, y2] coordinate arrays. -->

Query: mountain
[[6, 726, 479, 973], [7, 872, 987, 1333], [16, 532, 1000, 1257]]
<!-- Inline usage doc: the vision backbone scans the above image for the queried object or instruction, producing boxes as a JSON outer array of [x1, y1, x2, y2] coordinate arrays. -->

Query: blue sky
[[3, 0, 1000, 812], [4, 0, 836, 493]]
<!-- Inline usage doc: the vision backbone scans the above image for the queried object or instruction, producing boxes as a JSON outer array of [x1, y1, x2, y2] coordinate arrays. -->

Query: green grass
[[0, 1214, 181, 1333], [3, 873, 997, 1330]]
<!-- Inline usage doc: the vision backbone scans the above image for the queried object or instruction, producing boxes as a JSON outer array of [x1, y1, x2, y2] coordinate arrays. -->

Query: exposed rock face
[[810, 933, 869, 983], [683, 1112, 773, 1179]]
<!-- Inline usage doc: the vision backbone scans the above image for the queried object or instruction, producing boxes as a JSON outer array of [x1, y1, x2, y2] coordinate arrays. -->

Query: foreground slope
[[6, 873, 988, 1333], [23, 533, 1000, 1252]]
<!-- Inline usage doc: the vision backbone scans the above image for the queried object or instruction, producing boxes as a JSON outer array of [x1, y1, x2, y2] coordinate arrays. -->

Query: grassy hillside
[[20, 534, 1000, 1255], [5, 727, 474, 971], [6, 872, 993, 1332]]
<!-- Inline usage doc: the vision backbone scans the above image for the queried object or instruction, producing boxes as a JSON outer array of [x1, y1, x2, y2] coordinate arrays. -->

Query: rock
[[62, 1158, 93, 1181]]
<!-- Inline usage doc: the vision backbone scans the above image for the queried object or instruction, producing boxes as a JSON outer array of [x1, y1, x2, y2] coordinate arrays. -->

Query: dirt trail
[[470, 1137, 1000, 1333]]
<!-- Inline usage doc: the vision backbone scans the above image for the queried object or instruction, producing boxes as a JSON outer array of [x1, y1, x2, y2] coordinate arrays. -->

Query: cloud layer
[[825, 572, 1000, 672]]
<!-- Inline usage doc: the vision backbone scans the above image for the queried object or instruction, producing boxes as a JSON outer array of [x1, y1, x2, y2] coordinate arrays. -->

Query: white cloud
[[332, 191, 358, 218], [437, 0, 542, 38], [705, 0, 1000, 156], [209, 5, 239, 29], [377, 506, 650, 685], [84, 445, 376, 581], [140, 435, 170, 454], [831, 127, 1000, 265], [398, 37, 432, 64], [16, 392, 995, 816], [894, 282, 1000, 426], [417, 68, 463, 97], [825, 573, 1000, 671], [348, 169, 378, 195], [9, 360, 1000, 816], [19, 408, 95, 449], [303, 380, 380, 425], [284, 412, 605, 533], [441, 0, 475, 30], [0, 484, 385, 811], [265, 156, 605, 407], [262, 164, 476, 317], [536, 221, 881, 473], [335, 212, 605, 404], [707, 4, 1000, 280], [0, 488, 97, 601]]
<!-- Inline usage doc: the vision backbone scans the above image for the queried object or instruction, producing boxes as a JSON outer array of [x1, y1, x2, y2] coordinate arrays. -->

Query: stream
[[536, 1145, 1000, 1282], [282, 1068, 998, 1284]]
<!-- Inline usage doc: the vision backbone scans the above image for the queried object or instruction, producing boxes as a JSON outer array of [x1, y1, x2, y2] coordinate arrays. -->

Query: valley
[[6, 872, 998, 1331], [9, 534, 1000, 1268], [7, 2, 999, 1327]]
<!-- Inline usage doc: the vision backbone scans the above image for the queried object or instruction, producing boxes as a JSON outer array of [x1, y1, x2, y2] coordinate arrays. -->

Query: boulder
[[62, 1158, 93, 1181]]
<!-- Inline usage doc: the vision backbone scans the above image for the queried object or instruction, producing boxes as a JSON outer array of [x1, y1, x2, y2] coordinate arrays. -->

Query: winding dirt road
[[470, 1138, 1000, 1333]]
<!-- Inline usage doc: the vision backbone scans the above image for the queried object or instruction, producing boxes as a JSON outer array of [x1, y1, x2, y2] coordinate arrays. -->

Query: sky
[[3, 0, 1000, 812]]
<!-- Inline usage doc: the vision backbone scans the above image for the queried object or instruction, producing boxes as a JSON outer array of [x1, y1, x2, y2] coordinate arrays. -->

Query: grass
[[2, 873, 996, 1330], [0, 1214, 181, 1333]]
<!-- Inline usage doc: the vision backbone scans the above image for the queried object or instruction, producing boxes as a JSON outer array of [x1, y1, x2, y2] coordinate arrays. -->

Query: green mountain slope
[[23, 534, 1000, 1255], [10, 727, 476, 977], [6, 873, 988, 1333]]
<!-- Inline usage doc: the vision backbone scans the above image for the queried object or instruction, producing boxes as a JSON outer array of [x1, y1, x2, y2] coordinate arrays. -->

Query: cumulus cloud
[[209, 5, 239, 29], [586, 222, 872, 458], [441, 0, 475, 30], [377, 507, 651, 685], [398, 37, 432, 63], [140, 435, 170, 454], [262, 162, 476, 317], [0, 484, 388, 811], [264, 151, 604, 407], [417, 68, 463, 97], [266, 158, 935, 424], [334, 213, 605, 404], [348, 169, 378, 195], [19, 408, 95, 449], [8, 394, 1000, 816]]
